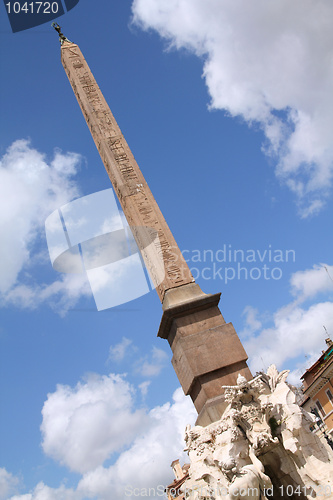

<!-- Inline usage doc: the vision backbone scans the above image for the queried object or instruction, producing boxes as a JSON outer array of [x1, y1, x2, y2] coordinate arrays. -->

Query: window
[[316, 400, 326, 417], [326, 388, 333, 407]]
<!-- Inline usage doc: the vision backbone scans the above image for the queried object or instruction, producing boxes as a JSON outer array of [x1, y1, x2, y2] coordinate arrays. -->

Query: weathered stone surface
[[158, 287, 252, 414], [60, 39, 252, 420], [182, 366, 333, 499], [60, 41, 195, 302]]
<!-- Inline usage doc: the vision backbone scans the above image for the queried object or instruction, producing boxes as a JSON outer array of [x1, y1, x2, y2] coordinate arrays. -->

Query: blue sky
[[1, 0, 333, 498]]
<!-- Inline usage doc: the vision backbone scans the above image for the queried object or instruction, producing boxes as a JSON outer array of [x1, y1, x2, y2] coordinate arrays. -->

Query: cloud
[[132, 0, 333, 216], [290, 263, 333, 302], [241, 305, 262, 338], [9, 482, 79, 500], [108, 337, 134, 362], [138, 380, 151, 398], [0, 140, 81, 294], [241, 263, 333, 379], [108, 340, 168, 379], [108, 341, 168, 379], [41, 373, 149, 474], [135, 346, 169, 377], [0, 468, 19, 500], [0, 140, 91, 313], [2, 273, 91, 315], [286, 350, 327, 387], [244, 301, 333, 377], [76, 388, 196, 500], [32, 379, 195, 500]]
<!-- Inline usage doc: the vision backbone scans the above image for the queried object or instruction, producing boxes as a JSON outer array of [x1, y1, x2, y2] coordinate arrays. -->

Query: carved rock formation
[[182, 366, 333, 499]]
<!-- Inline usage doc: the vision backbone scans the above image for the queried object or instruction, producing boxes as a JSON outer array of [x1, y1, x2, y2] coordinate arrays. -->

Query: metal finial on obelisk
[[51, 22, 71, 45]]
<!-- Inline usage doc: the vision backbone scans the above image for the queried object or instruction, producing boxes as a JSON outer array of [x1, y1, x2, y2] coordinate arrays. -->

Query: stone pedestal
[[158, 283, 252, 424]]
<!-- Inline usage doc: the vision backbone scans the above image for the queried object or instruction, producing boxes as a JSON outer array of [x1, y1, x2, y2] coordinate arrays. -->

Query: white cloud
[[287, 350, 325, 387], [0, 140, 91, 313], [0, 468, 19, 500], [4, 476, 83, 500], [244, 301, 333, 377], [2, 273, 91, 315], [138, 380, 151, 398], [241, 305, 262, 338], [0, 140, 81, 294], [135, 346, 169, 377], [108, 341, 168, 378], [77, 388, 196, 500], [132, 0, 333, 216], [108, 337, 134, 362], [33, 379, 196, 500], [9, 482, 79, 500], [41, 373, 149, 474], [10, 497, 32, 500], [241, 263, 333, 379], [290, 263, 333, 301]]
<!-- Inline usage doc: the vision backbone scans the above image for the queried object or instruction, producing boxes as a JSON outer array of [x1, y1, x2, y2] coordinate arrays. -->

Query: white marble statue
[[181, 365, 333, 500]]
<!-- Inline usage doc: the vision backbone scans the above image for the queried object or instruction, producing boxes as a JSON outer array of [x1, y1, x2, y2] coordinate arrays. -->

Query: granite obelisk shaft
[[60, 41, 194, 302]]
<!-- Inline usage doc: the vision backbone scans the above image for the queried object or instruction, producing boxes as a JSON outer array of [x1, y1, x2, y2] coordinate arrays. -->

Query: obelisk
[[53, 24, 252, 425]]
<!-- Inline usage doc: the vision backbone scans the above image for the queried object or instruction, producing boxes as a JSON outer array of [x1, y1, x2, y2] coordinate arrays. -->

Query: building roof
[[301, 339, 333, 397], [166, 473, 189, 491], [301, 344, 333, 379]]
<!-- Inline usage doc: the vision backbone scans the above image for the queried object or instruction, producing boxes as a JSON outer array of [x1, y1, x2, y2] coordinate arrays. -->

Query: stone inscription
[[61, 44, 194, 299]]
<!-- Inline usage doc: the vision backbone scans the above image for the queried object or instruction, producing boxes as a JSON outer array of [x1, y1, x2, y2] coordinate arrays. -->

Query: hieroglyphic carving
[[61, 43, 194, 300]]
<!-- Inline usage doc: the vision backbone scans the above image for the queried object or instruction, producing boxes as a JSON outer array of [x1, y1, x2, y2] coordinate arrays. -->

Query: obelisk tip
[[51, 22, 72, 45]]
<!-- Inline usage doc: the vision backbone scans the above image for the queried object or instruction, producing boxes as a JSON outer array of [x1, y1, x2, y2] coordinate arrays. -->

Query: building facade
[[165, 460, 189, 500], [301, 338, 333, 435]]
